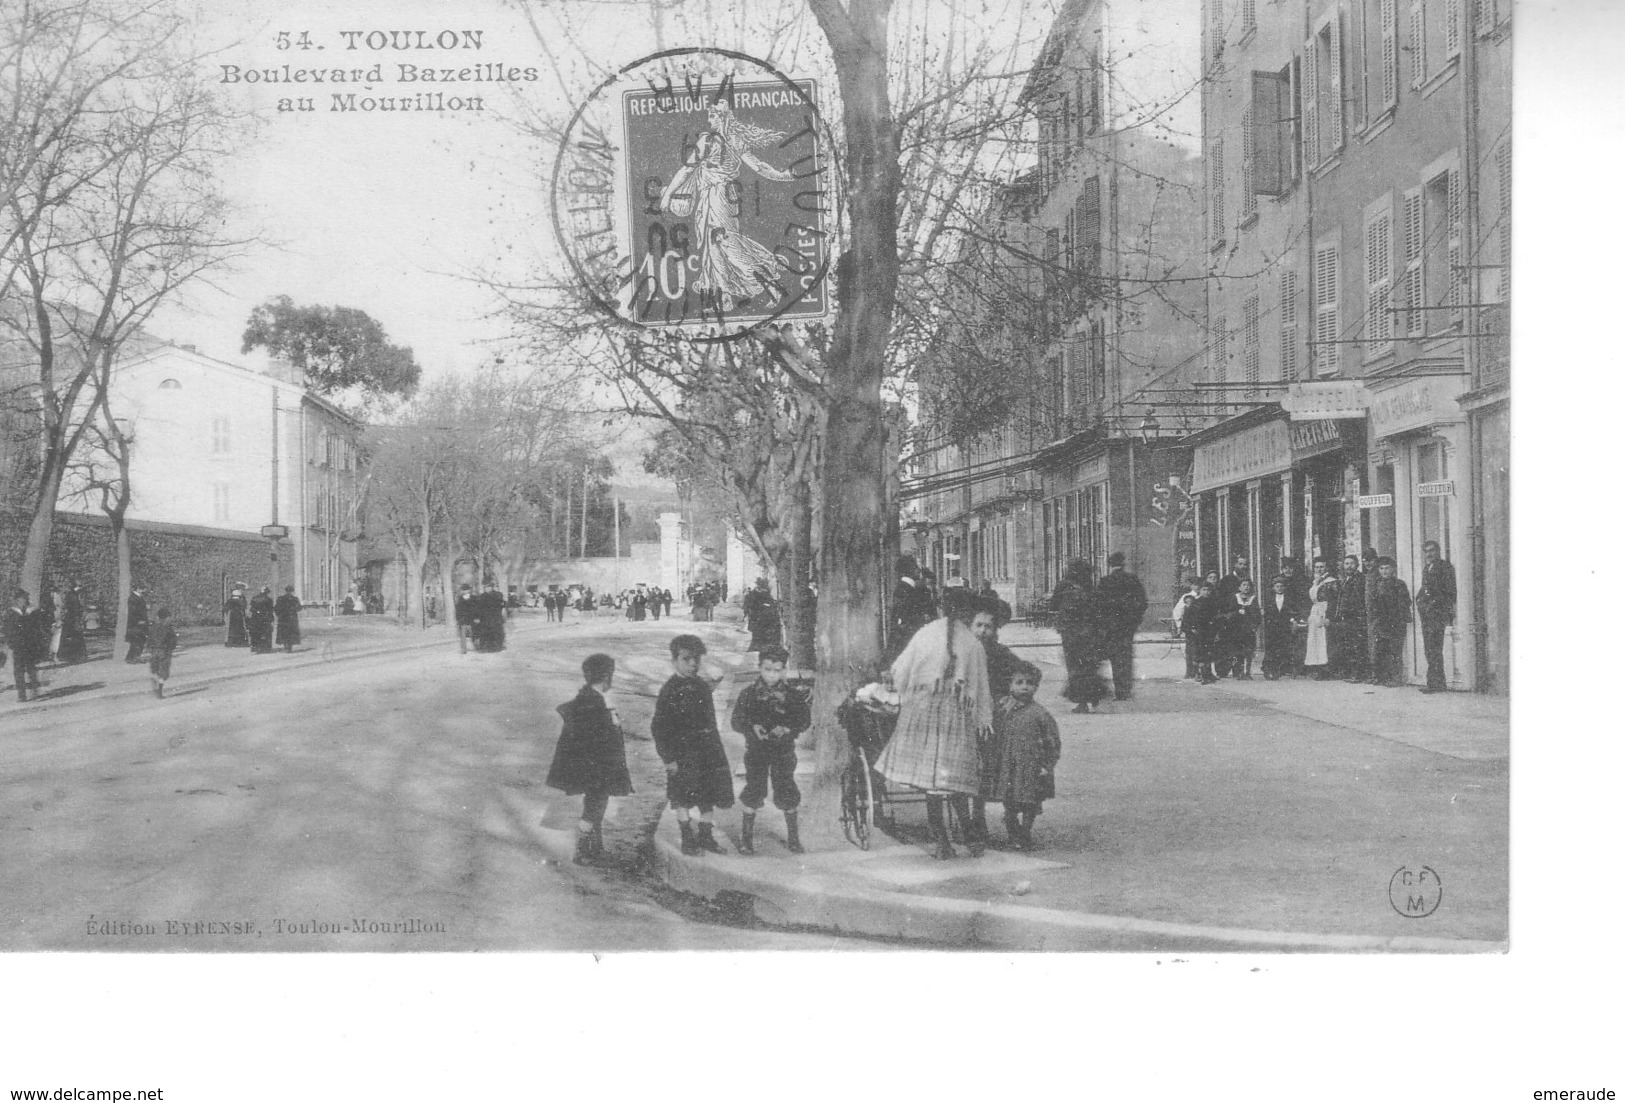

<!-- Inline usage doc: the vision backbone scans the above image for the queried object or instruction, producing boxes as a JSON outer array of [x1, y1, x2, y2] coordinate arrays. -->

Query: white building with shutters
[[1192, 0, 1511, 690], [911, 0, 1208, 622]]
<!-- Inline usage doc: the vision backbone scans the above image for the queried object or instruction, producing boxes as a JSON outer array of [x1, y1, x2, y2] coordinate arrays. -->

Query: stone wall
[[1, 509, 268, 627]]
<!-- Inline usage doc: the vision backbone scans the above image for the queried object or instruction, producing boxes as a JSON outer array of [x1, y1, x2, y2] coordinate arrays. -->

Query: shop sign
[[1417, 480, 1455, 498], [1290, 418, 1355, 460], [1368, 377, 1466, 439], [1356, 494, 1394, 509], [1282, 381, 1370, 420], [1191, 419, 1291, 493]]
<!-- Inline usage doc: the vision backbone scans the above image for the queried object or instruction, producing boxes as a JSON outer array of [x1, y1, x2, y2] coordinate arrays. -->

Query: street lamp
[[1138, 409, 1162, 444]]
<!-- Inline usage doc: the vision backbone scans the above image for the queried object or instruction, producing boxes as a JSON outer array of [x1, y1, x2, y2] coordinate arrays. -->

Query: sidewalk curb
[[649, 827, 1505, 954]]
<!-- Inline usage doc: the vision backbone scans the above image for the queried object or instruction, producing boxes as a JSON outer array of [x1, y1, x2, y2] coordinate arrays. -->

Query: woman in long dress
[[660, 103, 796, 312], [273, 586, 302, 653], [1303, 557, 1339, 679], [57, 583, 87, 663], [224, 584, 249, 647], [1050, 559, 1106, 712], [873, 588, 994, 859]]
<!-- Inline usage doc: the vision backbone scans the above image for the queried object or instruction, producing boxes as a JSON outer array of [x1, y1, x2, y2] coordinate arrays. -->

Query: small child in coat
[[652, 634, 735, 855], [546, 653, 634, 865], [149, 607, 178, 699], [729, 645, 811, 855], [992, 661, 1062, 850], [1184, 582, 1222, 684]]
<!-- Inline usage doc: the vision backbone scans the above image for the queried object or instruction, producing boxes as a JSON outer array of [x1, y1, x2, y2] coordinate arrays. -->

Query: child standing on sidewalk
[[729, 645, 810, 855], [545, 653, 634, 865], [149, 607, 179, 699], [652, 634, 735, 855], [992, 661, 1062, 850]]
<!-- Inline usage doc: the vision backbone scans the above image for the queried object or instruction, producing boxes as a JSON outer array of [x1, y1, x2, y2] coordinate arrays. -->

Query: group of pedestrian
[[1048, 553, 1150, 712], [874, 580, 1063, 857], [3, 581, 95, 703], [455, 583, 509, 653], [1174, 543, 1457, 692], [220, 582, 301, 654], [687, 580, 722, 620], [544, 633, 814, 865]]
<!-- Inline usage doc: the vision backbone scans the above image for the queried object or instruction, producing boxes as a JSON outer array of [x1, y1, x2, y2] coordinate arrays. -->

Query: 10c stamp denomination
[[552, 47, 837, 340]]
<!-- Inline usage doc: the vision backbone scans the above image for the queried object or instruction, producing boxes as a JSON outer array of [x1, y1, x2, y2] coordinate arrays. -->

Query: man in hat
[[1360, 547, 1382, 680], [1333, 552, 1369, 682], [1369, 557, 1413, 687], [5, 589, 44, 702], [1095, 551, 1149, 701], [1415, 540, 1457, 693]]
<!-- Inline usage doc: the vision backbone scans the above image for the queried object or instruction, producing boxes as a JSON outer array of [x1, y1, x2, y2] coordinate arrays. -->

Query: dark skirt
[[275, 615, 301, 646], [149, 653, 172, 681]]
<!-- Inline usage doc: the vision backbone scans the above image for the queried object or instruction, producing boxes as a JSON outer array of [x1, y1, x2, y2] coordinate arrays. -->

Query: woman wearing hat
[[224, 583, 249, 647]]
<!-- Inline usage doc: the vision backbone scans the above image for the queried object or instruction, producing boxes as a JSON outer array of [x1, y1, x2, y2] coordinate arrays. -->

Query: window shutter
[[1061, 93, 1073, 146], [1327, 14, 1344, 150], [1314, 243, 1340, 372], [1445, 0, 1461, 56], [1075, 75, 1087, 139], [1497, 143, 1512, 300], [1080, 176, 1102, 275], [1402, 190, 1423, 335], [1280, 269, 1300, 381], [1243, 295, 1261, 391], [1065, 209, 1076, 271], [1381, 0, 1399, 107], [1211, 0, 1225, 59], [1446, 166, 1463, 309], [1210, 136, 1226, 240], [1241, 106, 1258, 217], [1242, 0, 1257, 31], [1410, 0, 1426, 86], [1212, 315, 1228, 382], [1366, 211, 1393, 349], [1251, 72, 1285, 196], [1302, 41, 1320, 167], [1475, 0, 1497, 34]]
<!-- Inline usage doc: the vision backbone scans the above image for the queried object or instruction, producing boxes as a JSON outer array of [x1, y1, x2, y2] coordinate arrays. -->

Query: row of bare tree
[[2, 0, 248, 640], [362, 365, 622, 627]]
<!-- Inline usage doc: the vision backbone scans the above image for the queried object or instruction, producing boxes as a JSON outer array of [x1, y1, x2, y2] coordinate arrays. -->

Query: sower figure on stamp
[[546, 653, 633, 865], [1415, 540, 1457, 694], [653, 634, 734, 856], [729, 645, 811, 855]]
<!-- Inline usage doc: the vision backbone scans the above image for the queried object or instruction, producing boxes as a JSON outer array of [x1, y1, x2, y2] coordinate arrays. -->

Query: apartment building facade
[[1194, 0, 1510, 690]]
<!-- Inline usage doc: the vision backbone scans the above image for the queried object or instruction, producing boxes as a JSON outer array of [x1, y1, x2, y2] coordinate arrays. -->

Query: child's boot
[[970, 799, 990, 850], [738, 810, 757, 855], [589, 825, 605, 860], [926, 795, 955, 860], [1002, 806, 1021, 847], [1020, 810, 1038, 850], [784, 809, 804, 854], [952, 794, 984, 856], [678, 819, 700, 855], [695, 821, 727, 854], [573, 830, 594, 865]]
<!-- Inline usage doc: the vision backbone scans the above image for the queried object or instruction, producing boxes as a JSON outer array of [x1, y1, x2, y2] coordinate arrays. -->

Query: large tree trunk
[[19, 464, 65, 600], [800, 0, 901, 848], [788, 485, 817, 672], [111, 515, 131, 643]]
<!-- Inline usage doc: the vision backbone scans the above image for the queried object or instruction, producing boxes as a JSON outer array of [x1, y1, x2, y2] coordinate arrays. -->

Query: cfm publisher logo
[[1388, 866, 1443, 918]]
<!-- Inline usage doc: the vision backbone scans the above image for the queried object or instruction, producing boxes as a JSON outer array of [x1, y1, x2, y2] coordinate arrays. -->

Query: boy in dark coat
[[729, 645, 811, 855], [546, 653, 634, 865], [5, 589, 43, 702], [148, 607, 179, 699], [1184, 581, 1222, 684], [653, 634, 734, 855]]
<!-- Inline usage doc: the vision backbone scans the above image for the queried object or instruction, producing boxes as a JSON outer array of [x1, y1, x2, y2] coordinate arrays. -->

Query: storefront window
[[1417, 439, 1451, 559], [1258, 479, 1283, 575]]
